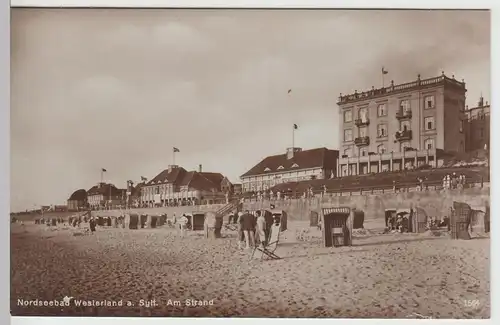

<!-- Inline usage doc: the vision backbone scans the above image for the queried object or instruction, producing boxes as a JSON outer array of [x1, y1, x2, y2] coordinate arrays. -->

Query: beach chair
[[249, 223, 282, 261]]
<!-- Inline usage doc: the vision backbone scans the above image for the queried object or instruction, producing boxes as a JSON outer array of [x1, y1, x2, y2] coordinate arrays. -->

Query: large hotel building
[[337, 72, 467, 176]]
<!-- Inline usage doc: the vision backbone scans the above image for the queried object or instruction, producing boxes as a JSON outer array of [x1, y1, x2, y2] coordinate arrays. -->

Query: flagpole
[[100, 169, 103, 183], [173, 148, 176, 165], [292, 125, 295, 149]]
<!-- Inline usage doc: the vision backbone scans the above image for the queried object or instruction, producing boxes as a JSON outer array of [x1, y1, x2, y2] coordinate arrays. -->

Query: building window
[[424, 138, 434, 150], [264, 167, 271, 172], [360, 148, 368, 156], [358, 107, 368, 121], [424, 95, 435, 109], [344, 110, 352, 122], [277, 165, 284, 170], [377, 103, 387, 117], [479, 128, 484, 138], [344, 129, 353, 142], [400, 141, 411, 152], [358, 127, 367, 138], [343, 147, 352, 157], [424, 116, 435, 130], [155, 187, 160, 195], [377, 124, 387, 137], [400, 120, 411, 131], [400, 99, 411, 113], [377, 144, 386, 154], [459, 120, 464, 133]]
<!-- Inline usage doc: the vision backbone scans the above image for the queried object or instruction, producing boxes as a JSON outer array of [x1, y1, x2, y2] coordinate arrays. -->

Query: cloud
[[10, 9, 490, 211]]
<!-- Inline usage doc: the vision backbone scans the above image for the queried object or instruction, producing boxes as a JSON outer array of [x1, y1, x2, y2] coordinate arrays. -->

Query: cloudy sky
[[11, 9, 490, 211]]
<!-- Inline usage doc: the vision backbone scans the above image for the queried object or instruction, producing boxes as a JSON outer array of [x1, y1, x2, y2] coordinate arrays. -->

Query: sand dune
[[10, 222, 489, 318]]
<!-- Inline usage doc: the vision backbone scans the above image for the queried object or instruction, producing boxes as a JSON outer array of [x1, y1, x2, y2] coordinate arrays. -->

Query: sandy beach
[[10, 222, 489, 318]]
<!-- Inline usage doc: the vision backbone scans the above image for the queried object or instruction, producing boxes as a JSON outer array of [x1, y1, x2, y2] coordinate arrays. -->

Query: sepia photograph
[[9, 6, 491, 319]]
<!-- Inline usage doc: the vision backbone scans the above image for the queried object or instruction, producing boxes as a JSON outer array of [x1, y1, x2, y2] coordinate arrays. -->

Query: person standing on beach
[[178, 214, 188, 237], [237, 211, 245, 249], [255, 211, 266, 247], [89, 217, 96, 234], [241, 210, 256, 249]]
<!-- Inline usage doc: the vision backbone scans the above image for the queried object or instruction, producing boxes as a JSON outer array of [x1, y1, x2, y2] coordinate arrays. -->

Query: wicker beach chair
[[249, 223, 282, 261]]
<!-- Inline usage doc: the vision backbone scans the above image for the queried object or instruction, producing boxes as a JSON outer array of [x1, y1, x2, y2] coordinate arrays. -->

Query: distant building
[[67, 189, 88, 211], [240, 147, 339, 193], [140, 164, 228, 206], [337, 72, 467, 176], [464, 96, 490, 154], [232, 183, 243, 195], [126, 181, 145, 208], [87, 183, 126, 210]]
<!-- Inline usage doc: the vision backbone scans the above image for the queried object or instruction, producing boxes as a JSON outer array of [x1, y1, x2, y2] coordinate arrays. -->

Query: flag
[[288, 89, 292, 94], [382, 67, 388, 75], [173, 147, 180, 153], [101, 168, 107, 172], [293, 124, 298, 130], [141, 176, 147, 182]]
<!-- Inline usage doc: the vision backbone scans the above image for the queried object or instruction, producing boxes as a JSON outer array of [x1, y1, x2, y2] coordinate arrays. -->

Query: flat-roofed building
[[337, 72, 467, 176], [465, 96, 490, 153]]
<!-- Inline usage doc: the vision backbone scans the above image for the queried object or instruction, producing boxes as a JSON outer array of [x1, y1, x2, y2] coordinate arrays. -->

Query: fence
[[242, 179, 488, 203]]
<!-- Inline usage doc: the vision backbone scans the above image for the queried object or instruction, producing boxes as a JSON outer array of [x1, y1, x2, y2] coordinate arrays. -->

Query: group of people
[[231, 210, 279, 250], [170, 213, 189, 237], [442, 172, 467, 189], [245, 186, 329, 202]]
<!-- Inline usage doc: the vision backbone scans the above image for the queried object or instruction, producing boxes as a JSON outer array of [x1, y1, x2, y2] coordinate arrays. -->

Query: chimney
[[479, 95, 484, 107], [198, 164, 202, 173], [168, 164, 179, 172], [286, 147, 302, 160], [486, 101, 489, 106]]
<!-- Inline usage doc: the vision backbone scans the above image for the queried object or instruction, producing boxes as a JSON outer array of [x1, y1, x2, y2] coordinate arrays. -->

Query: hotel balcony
[[354, 136, 370, 147], [354, 118, 370, 127], [395, 130, 413, 142], [396, 110, 412, 120]]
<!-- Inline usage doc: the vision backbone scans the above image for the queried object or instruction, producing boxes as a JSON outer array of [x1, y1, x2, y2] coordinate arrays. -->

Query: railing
[[242, 179, 488, 202], [338, 74, 465, 104], [396, 110, 412, 119], [395, 130, 412, 141], [354, 118, 370, 127], [354, 136, 370, 146]]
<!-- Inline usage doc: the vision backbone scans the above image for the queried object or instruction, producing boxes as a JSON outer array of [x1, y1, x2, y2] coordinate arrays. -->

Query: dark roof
[[189, 172, 221, 192], [146, 167, 225, 192], [130, 182, 145, 197], [241, 147, 339, 178], [68, 189, 87, 201], [178, 171, 222, 191], [146, 167, 187, 185], [87, 183, 123, 196], [200, 172, 224, 188]]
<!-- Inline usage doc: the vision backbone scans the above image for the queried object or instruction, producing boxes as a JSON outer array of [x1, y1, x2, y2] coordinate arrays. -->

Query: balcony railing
[[354, 118, 370, 127], [396, 110, 412, 120], [354, 136, 370, 147], [395, 130, 413, 141]]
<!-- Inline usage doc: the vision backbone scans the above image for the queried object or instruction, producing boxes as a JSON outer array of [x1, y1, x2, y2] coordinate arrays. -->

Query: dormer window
[[264, 167, 271, 172], [151, 181, 155, 184], [291, 163, 299, 168], [277, 166, 284, 170]]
